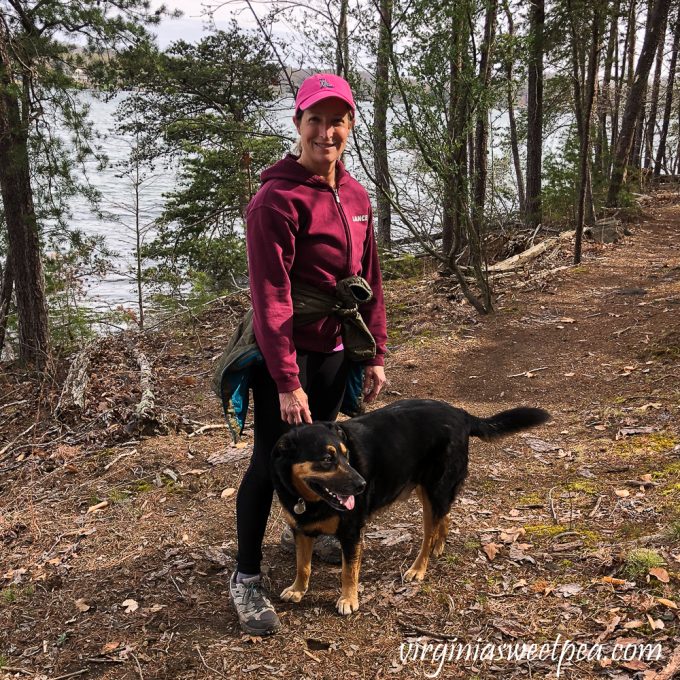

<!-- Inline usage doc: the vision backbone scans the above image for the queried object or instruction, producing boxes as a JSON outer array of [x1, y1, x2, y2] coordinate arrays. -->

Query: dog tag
[[294, 498, 306, 514]]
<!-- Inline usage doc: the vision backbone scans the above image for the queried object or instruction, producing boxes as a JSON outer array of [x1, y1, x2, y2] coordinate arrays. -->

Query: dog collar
[[294, 498, 306, 514]]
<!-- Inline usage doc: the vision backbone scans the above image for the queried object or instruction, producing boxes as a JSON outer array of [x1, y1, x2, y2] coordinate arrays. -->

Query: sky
[[149, 0, 267, 48]]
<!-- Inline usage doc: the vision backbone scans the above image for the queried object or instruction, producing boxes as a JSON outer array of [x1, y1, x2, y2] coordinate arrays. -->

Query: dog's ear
[[332, 423, 348, 443], [272, 433, 295, 458]]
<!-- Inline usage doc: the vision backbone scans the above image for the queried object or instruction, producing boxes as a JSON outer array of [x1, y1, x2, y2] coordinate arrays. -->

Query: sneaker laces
[[241, 575, 273, 609]]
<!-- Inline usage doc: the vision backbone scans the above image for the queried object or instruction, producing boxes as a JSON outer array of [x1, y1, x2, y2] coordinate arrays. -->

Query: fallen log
[[55, 340, 98, 417], [487, 230, 575, 272], [133, 346, 155, 419]]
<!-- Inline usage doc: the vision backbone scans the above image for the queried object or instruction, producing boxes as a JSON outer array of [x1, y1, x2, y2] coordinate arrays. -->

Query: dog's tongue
[[340, 495, 355, 510]]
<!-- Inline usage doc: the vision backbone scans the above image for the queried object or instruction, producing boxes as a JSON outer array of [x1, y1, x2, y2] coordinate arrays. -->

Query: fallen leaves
[[523, 437, 561, 453], [203, 547, 230, 567], [656, 597, 677, 609], [122, 599, 139, 613], [74, 598, 90, 612], [365, 528, 412, 546], [499, 526, 526, 543], [553, 583, 583, 598], [645, 614, 665, 630], [482, 543, 499, 561], [2, 567, 27, 583], [100, 641, 122, 655], [508, 543, 535, 564], [638, 402, 663, 412], [643, 644, 680, 680], [648, 567, 670, 583]]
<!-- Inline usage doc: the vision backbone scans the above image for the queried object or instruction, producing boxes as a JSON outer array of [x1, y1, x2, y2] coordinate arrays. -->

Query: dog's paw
[[280, 585, 306, 603], [403, 566, 427, 582], [336, 595, 359, 615]]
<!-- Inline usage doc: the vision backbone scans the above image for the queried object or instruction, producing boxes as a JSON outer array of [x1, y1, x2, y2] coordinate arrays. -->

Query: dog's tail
[[470, 407, 550, 441]]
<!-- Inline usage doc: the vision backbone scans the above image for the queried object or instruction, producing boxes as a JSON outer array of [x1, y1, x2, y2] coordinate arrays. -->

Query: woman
[[229, 73, 387, 636]]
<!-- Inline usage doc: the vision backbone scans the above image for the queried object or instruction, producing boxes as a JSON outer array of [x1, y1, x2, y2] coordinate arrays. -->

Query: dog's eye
[[321, 454, 334, 464]]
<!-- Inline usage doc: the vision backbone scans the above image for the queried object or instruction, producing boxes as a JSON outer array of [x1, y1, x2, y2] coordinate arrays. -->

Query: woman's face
[[294, 98, 353, 175]]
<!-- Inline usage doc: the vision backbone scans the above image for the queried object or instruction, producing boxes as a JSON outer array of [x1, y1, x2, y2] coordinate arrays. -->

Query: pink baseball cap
[[295, 73, 356, 116]]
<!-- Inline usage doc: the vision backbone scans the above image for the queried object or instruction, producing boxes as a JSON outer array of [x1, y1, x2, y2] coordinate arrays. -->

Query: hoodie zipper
[[332, 187, 353, 276]]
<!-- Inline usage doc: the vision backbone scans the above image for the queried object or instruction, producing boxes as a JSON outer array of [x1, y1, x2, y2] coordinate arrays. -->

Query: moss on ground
[[564, 481, 599, 495], [613, 433, 677, 457], [623, 549, 665, 580]]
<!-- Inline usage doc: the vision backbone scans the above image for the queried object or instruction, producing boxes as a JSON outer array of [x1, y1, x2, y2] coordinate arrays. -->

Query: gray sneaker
[[229, 572, 281, 636], [280, 526, 342, 565]]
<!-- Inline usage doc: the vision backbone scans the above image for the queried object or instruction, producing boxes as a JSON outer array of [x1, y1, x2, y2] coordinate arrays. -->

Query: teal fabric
[[342, 363, 365, 417], [220, 351, 364, 440]]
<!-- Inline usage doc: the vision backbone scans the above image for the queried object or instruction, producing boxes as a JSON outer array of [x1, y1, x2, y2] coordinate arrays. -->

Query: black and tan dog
[[271, 399, 549, 615]]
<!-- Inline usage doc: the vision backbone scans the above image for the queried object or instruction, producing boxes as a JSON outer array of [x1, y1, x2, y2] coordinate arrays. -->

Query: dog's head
[[272, 423, 366, 512]]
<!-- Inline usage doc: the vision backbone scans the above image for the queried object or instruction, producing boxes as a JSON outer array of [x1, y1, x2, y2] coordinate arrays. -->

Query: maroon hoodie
[[246, 154, 387, 393]]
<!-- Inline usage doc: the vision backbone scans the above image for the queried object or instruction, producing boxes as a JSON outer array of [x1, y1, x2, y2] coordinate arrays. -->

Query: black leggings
[[235, 350, 349, 574]]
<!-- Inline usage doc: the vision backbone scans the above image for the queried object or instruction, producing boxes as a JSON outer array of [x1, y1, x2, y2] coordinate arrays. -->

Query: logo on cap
[[318, 78, 334, 89]]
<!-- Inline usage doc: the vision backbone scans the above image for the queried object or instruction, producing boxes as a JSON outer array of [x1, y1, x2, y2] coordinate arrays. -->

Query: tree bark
[[631, 101, 647, 171], [597, 0, 619, 179], [612, 0, 636, 156], [373, 0, 392, 248], [472, 0, 498, 234], [607, 0, 673, 205], [654, 10, 680, 176], [574, 2, 604, 263], [0, 22, 50, 368], [643, 13, 667, 169], [442, 9, 464, 261], [526, 0, 544, 229], [502, 0, 526, 216], [336, 0, 349, 78], [0, 252, 13, 357]]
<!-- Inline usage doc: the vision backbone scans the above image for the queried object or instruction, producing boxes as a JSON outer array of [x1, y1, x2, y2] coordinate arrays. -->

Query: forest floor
[[1, 190, 680, 680]]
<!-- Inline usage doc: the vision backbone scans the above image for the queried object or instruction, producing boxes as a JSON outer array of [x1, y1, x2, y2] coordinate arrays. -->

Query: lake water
[[63, 93, 557, 308], [65, 92, 178, 309]]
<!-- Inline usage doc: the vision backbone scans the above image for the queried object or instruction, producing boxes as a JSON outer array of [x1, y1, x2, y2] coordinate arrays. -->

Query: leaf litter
[[1, 197, 679, 678]]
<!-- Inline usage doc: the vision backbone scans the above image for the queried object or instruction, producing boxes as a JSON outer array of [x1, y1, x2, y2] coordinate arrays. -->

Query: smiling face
[[293, 98, 354, 180]]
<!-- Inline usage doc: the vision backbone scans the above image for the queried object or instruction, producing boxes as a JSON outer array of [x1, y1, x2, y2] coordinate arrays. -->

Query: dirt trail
[[1, 195, 679, 679]]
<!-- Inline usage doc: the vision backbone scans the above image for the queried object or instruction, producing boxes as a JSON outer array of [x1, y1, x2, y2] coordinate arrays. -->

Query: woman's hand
[[362, 365, 386, 404], [279, 388, 313, 425]]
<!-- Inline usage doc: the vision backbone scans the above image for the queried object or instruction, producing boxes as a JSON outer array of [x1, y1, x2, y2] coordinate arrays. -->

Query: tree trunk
[[626, 0, 637, 92], [0, 252, 13, 357], [644, 14, 667, 169], [373, 0, 392, 248], [526, 0, 544, 229], [442, 10, 464, 260], [612, 0, 636, 156], [597, 0, 619, 179], [336, 0, 349, 78], [631, 101, 646, 171], [501, 0, 526, 217], [654, 10, 680, 176], [472, 0, 498, 234], [607, 0, 673, 205], [574, 3, 604, 263], [0, 23, 50, 368]]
